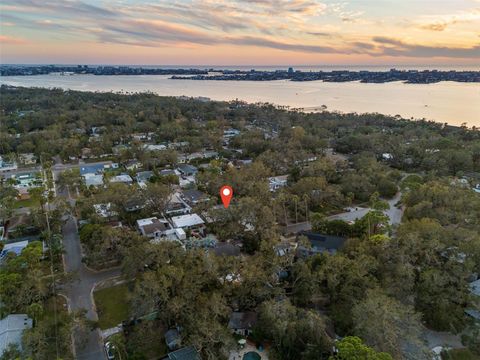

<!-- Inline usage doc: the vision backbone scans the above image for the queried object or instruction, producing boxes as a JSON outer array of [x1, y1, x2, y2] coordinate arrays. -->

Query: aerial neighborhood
[[0, 87, 479, 360]]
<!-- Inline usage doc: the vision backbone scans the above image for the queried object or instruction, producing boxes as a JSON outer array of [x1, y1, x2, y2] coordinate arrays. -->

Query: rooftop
[[0, 314, 33, 354], [171, 214, 205, 229]]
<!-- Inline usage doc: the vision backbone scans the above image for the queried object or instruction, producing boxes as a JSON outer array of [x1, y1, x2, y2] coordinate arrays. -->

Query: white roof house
[[0, 314, 33, 355], [83, 173, 103, 187], [171, 214, 205, 229], [269, 175, 288, 192], [110, 174, 133, 184], [144, 144, 167, 151]]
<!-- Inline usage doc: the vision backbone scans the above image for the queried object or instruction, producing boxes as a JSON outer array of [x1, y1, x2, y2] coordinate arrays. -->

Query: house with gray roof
[[0, 314, 33, 355]]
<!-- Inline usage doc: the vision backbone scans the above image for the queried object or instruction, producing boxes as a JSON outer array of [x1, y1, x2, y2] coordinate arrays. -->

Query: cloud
[[0, 35, 29, 44], [372, 37, 480, 58], [417, 8, 480, 31]]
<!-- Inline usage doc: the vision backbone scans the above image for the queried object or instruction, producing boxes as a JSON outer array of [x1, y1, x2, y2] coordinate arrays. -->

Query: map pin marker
[[220, 185, 233, 208]]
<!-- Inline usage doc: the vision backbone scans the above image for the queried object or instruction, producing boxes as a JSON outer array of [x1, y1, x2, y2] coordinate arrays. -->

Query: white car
[[104, 341, 115, 360]]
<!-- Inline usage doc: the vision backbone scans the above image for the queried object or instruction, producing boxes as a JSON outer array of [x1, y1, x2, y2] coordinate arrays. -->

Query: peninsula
[[1, 65, 479, 84]]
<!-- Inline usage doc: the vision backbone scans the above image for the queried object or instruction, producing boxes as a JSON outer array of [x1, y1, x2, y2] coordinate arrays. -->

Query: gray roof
[[165, 329, 180, 346], [136, 171, 154, 182], [168, 346, 201, 360], [178, 164, 198, 175], [0, 314, 32, 355], [228, 311, 257, 330], [182, 189, 207, 204]]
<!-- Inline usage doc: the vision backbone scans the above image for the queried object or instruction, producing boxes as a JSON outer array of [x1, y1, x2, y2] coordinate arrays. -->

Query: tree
[[330, 336, 393, 360], [352, 289, 429, 360], [255, 299, 332, 360]]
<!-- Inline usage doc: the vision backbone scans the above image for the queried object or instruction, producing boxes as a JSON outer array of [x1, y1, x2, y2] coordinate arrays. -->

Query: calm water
[[1, 74, 479, 127]]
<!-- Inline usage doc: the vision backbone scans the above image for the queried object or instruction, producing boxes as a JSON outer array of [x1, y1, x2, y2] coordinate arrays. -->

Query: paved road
[[61, 216, 121, 360], [57, 174, 121, 360], [327, 191, 405, 226]]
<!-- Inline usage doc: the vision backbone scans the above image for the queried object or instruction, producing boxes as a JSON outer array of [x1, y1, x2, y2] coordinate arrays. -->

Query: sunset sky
[[1, 0, 479, 65]]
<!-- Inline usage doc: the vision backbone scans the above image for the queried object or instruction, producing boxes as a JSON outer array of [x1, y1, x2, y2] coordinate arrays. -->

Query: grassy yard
[[13, 197, 39, 209], [94, 283, 130, 330]]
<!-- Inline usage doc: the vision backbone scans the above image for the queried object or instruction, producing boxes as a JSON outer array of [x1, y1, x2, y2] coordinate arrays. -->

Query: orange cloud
[[0, 35, 28, 45]]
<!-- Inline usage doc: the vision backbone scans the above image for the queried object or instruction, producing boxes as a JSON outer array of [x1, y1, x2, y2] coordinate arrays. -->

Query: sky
[[0, 0, 479, 66]]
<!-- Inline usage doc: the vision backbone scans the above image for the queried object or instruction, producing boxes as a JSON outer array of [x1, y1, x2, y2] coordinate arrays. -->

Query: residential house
[[80, 164, 106, 176], [11, 171, 42, 189], [136, 171, 154, 187], [165, 329, 181, 351], [170, 214, 205, 233], [137, 217, 172, 239], [83, 173, 103, 187], [0, 314, 33, 355], [110, 174, 133, 185], [125, 159, 142, 171], [0, 240, 29, 263], [181, 189, 209, 206], [132, 132, 154, 142], [177, 164, 198, 177], [296, 231, 347, 257], [167, 346, 201, 360], [160, 169, 178, 177], [166, 193, 192, 216], [18, 153, 36, 166], [227, 311, 257, 337], [465, 279, 480, 321], [144, 144, 167, 152], [93, 203, 117, 219], [269, 175, 288, 192]]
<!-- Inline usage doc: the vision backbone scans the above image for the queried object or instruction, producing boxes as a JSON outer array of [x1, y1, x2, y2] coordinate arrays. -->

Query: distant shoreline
[[1, 65, 480, 84]]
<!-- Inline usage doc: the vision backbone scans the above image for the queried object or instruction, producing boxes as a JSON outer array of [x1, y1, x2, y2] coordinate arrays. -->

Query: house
[[177, 164, 198, 177], [296, 231, 347, 257], [465, 279, 480, 321], [167, 346, 201, 360], [0, 240, 29, 263], [11, 172, 42, 189], [136, 171, 154, 187], [124, 159, 142, 171], [181, 189, 209, 206], [269, 175, 288, 192], [132, 132, 154, 142], [228, 311, 257, 336], [202, 151, 218, 159], [144, 144, 167, 152], [166, 193, 192, 216], [0, 156, 15, 171], [137, 217, 171, 239], [93, 203, 117, 218], [81, 147, 93, 159], [170, 214, 205, 231], [160, 169, 178, 177], [18, 153, 36, 165], [83, 173, 103, 187], [80, 164, 105, 176], [124, 197, 145, 212], [165, 329, 181, 351], [223, 129, 240, 138], [0, 314, 33, 355], [110, 174, 133, 185]]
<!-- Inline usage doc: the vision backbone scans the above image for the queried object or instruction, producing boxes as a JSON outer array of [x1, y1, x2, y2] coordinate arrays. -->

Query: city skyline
[[1, 0, 480, 65]]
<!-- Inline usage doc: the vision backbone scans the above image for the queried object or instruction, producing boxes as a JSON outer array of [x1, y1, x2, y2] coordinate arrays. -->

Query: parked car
[[104, 341, 115, 360]]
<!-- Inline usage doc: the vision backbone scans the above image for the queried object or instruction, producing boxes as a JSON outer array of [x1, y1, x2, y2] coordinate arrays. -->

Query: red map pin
[[220, 185, 233, 208]]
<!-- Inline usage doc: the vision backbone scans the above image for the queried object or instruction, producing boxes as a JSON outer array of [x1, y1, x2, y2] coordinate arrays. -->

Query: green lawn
[[94, 283, 130, 330], [13, 198, 39, 209]]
